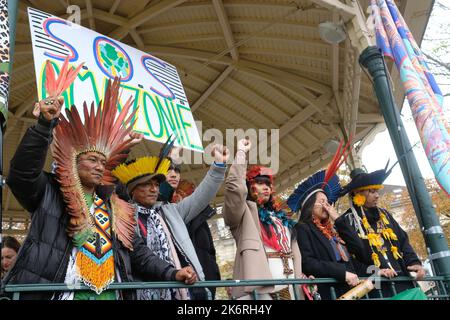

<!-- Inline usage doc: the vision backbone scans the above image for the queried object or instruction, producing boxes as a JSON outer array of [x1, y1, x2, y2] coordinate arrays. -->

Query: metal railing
[[2, 276, 449, 300]]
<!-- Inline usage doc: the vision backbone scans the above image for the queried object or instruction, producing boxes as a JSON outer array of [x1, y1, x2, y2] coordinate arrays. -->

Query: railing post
[[389, 282, 397, 296], [330, 286, 337, 300], [292, 285, 299, 300], [359, 46, 450, 292]]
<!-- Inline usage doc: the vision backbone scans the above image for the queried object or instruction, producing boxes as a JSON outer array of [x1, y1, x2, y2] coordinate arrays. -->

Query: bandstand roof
[[2, 0, 434, 233]]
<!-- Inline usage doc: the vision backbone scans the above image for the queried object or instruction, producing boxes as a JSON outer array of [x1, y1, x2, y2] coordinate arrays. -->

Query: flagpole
[[360, 46, 450, 291]]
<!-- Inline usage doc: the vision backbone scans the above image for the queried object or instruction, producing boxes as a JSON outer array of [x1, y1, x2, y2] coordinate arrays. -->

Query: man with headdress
[[223, 138, 306, 300], [2, 75, 196, 300], [335, 167, 426, 297], [111, 143, 229, 300]]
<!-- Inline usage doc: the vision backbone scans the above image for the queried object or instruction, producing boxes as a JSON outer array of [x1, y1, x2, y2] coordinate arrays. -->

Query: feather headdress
[[340, 160, 394, 209], [112, 134, 176, 194], [246, 166, 274, 184], [45, 56, 84, 97], [52, 77, 138, 248], [287, 139, 352, 214], [339, 160, 394, 197]]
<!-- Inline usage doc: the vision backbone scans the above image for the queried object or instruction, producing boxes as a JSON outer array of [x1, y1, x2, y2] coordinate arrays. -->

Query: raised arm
[[6, 96, 63, 213], [174, 145, 229, 224], [223, 139, 251, 229]]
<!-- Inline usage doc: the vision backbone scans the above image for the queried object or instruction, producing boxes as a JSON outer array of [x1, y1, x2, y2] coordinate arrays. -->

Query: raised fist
[[212, 144, 230, 164], [237, 138, 252, 153], [35, 96, 64, 121]]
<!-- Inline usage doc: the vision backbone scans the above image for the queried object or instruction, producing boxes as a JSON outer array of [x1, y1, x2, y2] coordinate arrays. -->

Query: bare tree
[[422, 0, 450, 96]]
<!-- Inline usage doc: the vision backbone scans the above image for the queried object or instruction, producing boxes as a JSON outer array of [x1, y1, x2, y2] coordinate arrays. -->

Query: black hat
[[340, 168, 391, 197]]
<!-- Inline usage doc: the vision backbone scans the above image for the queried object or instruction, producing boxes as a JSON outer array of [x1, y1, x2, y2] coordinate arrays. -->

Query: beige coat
[[223, 155, 304, 299]]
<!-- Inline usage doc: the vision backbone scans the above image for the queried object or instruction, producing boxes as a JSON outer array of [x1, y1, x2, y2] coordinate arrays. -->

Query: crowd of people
[[0, 76, 426, 300]]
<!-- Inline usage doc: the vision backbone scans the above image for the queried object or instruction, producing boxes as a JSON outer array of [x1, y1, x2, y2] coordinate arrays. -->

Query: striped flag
[[371, 0, 450, 196]]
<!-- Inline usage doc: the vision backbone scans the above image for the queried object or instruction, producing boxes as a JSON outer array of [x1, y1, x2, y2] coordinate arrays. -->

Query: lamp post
[[359, 46, 450, 290]]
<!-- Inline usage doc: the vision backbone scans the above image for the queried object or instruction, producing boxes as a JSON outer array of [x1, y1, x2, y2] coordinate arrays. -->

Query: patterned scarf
[[135, 204, 178, 300], [312, 217, 349, 262], [75, 195, 115, 294], [258, 207, 296, 229], [259, 209, 292, 253]]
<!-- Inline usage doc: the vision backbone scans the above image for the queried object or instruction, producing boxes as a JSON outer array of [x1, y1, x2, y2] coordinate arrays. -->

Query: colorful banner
[[28, 7, 203, 152], [371, 0, 450, 196], [0, 0, 10, 125]]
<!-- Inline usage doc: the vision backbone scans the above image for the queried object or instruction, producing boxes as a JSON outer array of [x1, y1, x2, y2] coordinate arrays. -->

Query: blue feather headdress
[[287, 139, 352, 214], [287, 171, 342, 213]]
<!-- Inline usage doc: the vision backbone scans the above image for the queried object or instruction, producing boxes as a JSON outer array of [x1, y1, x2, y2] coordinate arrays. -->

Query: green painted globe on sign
[[94, 36, 133, 81]]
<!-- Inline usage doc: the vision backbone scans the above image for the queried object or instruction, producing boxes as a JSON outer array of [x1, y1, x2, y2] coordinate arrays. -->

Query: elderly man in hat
[[335, 167, 426, 297], [112, 145, 229, 300]]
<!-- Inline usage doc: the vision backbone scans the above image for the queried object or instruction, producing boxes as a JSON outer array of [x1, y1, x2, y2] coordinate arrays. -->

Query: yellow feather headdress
[[112, 133, 177, 194], [112, 156, 171, 186]]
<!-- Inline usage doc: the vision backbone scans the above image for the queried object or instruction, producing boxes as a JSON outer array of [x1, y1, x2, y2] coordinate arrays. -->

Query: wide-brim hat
[[125, 173, 167, 195], [112, 156, 171, 195], [339, 168, 390, 197]]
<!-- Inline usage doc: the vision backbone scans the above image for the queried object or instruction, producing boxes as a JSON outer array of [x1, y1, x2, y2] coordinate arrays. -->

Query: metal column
[[359, 46, 450, 289]]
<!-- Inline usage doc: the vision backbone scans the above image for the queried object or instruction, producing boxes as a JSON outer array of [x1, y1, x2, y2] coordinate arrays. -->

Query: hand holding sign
[[169, 146, 183, 165], [127, 131, 144, 147]]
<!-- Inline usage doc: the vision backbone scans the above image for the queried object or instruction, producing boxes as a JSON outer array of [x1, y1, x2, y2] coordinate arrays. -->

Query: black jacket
[[296, 222, 366, 300], [335, 207, 421, 297], [186, 205, 221, 299], [2, 117, 178, 300]]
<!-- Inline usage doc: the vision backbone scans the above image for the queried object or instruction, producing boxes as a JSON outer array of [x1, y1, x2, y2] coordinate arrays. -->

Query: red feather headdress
[[287, 138, 352, 214], [52, 77, 138, 249], [45, 56, 84, 97]]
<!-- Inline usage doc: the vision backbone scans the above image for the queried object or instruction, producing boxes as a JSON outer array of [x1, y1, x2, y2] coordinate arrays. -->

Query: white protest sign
[[28, 7, 203, 152]]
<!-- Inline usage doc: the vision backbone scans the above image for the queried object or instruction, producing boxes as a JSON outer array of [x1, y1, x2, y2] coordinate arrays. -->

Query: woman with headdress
[[335, 167, 425, 298], [223, 138, 307, 300], [287, 140, 367, 299]]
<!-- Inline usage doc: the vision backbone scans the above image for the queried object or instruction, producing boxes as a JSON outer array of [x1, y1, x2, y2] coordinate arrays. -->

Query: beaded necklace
[[359, 207, 402, 269]]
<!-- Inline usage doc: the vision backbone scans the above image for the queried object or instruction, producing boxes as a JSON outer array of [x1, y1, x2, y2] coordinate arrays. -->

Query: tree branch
[[423, 52, 450, 73], [436, 2, 450, 11]]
